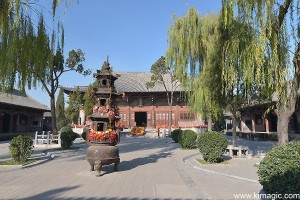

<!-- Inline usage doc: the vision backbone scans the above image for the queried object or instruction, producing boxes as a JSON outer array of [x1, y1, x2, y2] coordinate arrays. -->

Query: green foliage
[[0, 1, 90, 137], [0, 1, 64, 92], [83, 84, 96, 117], [179, 130, 197, 149], [221, 1, 300, 146], [257, 141, 300, 195], [9, 135, 33, 163], [56, 87, 67, 130], [197, 131, 228, 163], [166, 8, 223, 127], [66, 87, 82, 124], [171, 129, 182, 143], [60, 126, 77, 149]]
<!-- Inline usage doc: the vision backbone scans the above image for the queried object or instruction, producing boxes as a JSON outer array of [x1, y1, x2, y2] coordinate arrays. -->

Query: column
[[252, 113, 255, 132], [127, 97, 130, 128], [151, 96, 155, 128], [265, 118, 269, 132], [9, 113, 14, 133]]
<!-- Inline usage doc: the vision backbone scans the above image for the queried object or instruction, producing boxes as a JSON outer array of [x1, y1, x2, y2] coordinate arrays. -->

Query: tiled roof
[[0, 90, 50, 111], [64, 72, 182, 93], [116, 72, 181, 93]]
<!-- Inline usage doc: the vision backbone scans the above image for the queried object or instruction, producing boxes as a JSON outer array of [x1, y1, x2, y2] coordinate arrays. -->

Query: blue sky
[[27, 0, 222, 107]]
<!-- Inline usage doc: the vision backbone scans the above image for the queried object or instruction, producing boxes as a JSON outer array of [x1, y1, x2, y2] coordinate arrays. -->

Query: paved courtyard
[[0, 132, 275, 200]]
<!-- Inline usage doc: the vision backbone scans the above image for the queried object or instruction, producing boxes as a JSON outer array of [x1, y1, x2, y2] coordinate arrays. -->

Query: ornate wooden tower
[[89, 60, 120, 132], [86, 61, 120, 177]]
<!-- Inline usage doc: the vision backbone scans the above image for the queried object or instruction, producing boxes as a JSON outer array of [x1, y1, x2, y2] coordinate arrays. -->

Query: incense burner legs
[[86, 144, 120, 177]]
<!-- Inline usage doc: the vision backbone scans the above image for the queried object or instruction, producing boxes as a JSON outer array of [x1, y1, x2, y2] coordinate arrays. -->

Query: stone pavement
[[0, 133, 274, 200]]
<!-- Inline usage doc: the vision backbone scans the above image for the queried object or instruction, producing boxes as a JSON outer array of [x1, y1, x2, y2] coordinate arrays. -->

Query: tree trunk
[[207, 114, 212, 131], [276, 95, 296, 146], [232, 112, 237, 147], [168, 92, 174, 136], [277, 111, 290, 146], [169, 104, 172, 135], [50, 94, 58, 136]]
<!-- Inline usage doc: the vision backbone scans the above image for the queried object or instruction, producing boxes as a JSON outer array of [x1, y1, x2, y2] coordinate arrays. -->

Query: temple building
[[64, 62, 202, 129], [0, 90, 50, 134]]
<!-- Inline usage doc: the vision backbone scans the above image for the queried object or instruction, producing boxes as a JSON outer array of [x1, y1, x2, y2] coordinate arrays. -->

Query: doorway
[[135, 112, 147, 127]]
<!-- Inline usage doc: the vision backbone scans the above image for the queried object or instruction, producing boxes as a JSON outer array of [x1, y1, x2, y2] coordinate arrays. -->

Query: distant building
[[0, 90, 50, 134], [64, 66, 202, 128]]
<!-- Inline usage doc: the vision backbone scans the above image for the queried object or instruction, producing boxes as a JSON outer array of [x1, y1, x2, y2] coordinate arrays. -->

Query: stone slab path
[[0, 135, 268, 199]]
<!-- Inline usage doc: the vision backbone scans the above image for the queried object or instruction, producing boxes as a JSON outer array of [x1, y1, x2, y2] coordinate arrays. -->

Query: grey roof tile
[[64, 72, 181, 93], [0, 90, 50, 111]]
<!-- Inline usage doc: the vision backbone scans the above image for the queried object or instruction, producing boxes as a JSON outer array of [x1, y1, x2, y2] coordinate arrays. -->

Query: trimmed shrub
[[171, 129, 182, 143], [60, 126, 77, 149], [180, 130, 197, 149], [9, 135, 33, 162], [257, 141, 300, 195], [197, 131, 228, 163], [81, 132, 87, 141]]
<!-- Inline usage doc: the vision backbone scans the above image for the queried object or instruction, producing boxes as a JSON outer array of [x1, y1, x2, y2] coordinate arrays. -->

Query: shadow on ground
[[23, 186, 80, 200]]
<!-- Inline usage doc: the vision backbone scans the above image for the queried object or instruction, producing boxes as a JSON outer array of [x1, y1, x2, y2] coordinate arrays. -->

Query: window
[[100, 98, 106, 106], [32, 121, 39, 126], [100, 79, 109, 88], [180, 112, 194, 120], [96, 122, 107, 131], [102, 79, 107, 86], [19, 114, 28, 125]]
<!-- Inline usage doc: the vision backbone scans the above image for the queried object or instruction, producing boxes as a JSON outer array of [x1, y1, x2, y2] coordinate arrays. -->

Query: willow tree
[[186, 14, 224, 132], [166, 8, 223, 131], [222, 0, 299, 146], [146, 56, 180, 133], [0, 1, 88, 135], [0, 0, 64, 91]]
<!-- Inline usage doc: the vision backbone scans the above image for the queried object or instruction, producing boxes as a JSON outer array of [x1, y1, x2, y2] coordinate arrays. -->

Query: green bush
[[9, 135, 33, 162], [257, 141, 300, 196], [197, 131, 228, 163], [180, 130, 197, 149], [81, 132, 87, 141], [60, 126, 77, 149], [171, 129, 182, 143]]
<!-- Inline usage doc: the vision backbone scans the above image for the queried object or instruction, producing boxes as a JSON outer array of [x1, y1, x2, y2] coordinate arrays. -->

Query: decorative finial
[[107, 55, 109, 63]]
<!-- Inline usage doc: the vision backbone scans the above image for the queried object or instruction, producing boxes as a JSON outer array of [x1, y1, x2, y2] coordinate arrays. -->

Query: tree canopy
[[222, 0, 300, 145], [0, 0, 64, 91], [166, 8, 223, 130]]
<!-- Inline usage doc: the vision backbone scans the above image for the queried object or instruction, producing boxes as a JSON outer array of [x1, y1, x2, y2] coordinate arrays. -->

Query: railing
[[34, 131, 61, 145]]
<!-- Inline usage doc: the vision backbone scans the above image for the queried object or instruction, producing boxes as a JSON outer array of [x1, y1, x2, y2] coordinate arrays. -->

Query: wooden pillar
[[252, 113, 255, 132], [127, 96, 130, 129], [151, 96, 155, 128], [9, 113, 14, 133], [27, 113, 30, 132], [241, 120, 244, 132], [265, 118, 269, 132]]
